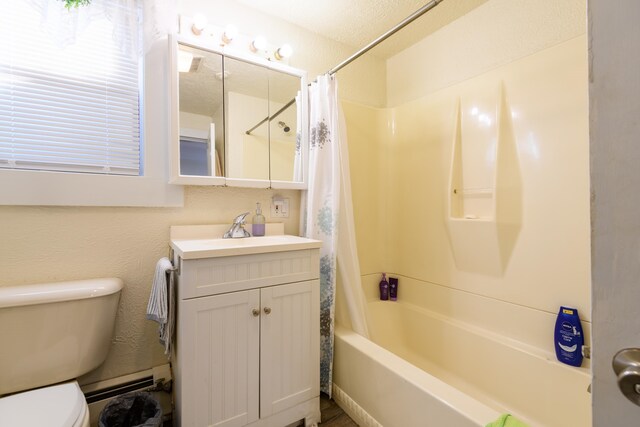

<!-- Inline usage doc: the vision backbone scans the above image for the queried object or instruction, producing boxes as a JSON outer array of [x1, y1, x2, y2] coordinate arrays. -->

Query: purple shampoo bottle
[[379, 273, 389, 301]]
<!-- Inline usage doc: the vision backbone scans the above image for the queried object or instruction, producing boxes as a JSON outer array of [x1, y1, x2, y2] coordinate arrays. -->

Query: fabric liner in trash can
[[98, 391, 162, 427]]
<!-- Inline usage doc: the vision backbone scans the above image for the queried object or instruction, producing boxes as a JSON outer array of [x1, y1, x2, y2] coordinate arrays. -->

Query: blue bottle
[[554, 306, 584, 367], [379, 273, 389, 301]]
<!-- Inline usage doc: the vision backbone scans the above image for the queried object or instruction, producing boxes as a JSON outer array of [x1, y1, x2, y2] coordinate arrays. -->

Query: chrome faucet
[[223, 212, 251, 238]]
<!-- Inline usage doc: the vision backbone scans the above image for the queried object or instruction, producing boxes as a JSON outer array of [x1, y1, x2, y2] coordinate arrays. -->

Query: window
[[0, 3, 141, 175], [0, 2, 182, 206]]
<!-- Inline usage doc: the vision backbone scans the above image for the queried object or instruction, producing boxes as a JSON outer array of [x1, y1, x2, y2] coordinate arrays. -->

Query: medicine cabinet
[[169, 34, 308, 189]]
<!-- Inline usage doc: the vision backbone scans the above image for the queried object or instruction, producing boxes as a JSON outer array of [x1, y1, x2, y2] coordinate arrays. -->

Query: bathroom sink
[[170, 225, 322, 259]]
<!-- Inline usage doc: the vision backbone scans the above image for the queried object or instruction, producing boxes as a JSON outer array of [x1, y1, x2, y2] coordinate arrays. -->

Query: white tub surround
[[334, 280, 592, 427]]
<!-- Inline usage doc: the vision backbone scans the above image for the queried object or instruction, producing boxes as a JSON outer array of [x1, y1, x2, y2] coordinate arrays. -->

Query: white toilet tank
[[0, 278, 123, 396]]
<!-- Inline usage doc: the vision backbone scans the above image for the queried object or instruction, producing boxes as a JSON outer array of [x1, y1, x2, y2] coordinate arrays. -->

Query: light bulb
[[222, 24, 238, 44], [250, 36, 267, 52], [191, 13, 208, 35], [275, 44, 293, 60]]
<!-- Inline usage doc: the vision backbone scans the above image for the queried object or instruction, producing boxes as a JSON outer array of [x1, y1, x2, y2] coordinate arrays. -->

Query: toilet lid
[[0, 381, 86, 427]]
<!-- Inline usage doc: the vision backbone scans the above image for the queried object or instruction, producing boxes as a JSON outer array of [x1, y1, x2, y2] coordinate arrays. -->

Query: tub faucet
[[223, 212, 251, 238]]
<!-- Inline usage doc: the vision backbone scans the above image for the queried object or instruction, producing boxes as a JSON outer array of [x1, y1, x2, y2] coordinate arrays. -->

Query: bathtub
[[333, 299, 591, 427]]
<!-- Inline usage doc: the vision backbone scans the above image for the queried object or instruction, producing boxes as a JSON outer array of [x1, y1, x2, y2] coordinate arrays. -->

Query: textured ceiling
[[179, 45, 301, 119], [180, 0, 491, 118], [233, 0, 490, 58]]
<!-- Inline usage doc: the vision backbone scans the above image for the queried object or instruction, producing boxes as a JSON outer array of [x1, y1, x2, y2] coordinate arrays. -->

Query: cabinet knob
[[252, 309, 260, 317], [263, 307, 272, 315]]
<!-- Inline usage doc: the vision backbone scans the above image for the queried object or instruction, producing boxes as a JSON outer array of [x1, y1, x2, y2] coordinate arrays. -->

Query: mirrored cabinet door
[[171, 34, 309, 188], [176, 44, 224, 181], [268, 70, 305, 186], [224, 57, 270, 185]]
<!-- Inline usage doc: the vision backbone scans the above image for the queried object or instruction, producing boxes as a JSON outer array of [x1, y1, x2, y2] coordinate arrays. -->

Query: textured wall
[[0, 1, 388, 386], [342, 2, 590, 421], [348, 0, 588, 305], [343, 0, 589, 380], [1, 0, 590, 391], [386, 0, 586, 107], [0, 187, 300, 384], [384, 35, 590, 328], [341, 103, 389, 278]]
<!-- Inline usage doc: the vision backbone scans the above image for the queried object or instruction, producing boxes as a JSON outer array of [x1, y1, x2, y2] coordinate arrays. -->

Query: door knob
[[613, 348, 640, 406], [252, 309, 260, 317], [263, 307, 272, 315]]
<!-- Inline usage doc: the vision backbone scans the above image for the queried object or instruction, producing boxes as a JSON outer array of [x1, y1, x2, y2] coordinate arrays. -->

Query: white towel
[[146, 257, 175, 359]]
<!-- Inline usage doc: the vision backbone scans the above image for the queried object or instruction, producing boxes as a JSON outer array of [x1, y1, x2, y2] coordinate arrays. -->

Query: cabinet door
[[260, 280, 320, 417], [181, 290, 260, 427]]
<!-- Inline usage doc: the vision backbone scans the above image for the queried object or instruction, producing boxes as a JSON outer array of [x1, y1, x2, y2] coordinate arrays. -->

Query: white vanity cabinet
[[170, 230, 322, 427]]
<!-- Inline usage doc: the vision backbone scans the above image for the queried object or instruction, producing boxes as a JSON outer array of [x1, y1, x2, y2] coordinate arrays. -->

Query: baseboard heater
[[84, 376, 156, 404]]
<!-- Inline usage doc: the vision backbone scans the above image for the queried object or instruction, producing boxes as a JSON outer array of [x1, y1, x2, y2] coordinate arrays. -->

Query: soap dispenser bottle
[[379, 273, 389, 301], [252, 202, 265, 236]]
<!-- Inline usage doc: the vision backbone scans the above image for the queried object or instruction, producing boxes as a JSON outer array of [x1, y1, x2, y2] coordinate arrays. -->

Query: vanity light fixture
[[274, 44, 293, 60], [222, 24, 238, 44], [250, 35, 267, 53], [191, 13, 208, 35], [183, 15, 291, 60]]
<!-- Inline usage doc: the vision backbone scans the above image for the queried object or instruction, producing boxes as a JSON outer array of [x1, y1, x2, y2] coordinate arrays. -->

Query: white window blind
[[0, 2, 142, 176]]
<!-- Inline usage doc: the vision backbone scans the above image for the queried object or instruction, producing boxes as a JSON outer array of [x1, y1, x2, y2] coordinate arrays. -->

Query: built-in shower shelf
[[449, 217, 493, 222], [453, 188, 493, 196], [446, 82, 522, 275], [447, 93, 497, 221], [452, 188, 493, 196]]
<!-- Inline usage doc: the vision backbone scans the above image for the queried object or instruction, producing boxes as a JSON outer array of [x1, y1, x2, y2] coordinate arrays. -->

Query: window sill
[[0, 169, 183, 207], [0, 38, 185, 208]]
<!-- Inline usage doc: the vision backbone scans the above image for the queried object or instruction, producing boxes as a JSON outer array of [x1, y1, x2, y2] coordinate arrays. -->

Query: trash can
[[98, 391, 163, 427]]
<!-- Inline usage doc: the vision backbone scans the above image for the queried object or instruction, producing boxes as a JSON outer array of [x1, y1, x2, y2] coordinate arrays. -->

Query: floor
[[162, 393, 357, 426], [319, 393, 358, 426]]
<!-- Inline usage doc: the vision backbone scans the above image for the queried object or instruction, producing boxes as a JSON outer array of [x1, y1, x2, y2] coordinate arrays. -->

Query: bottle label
[[558, 321, 581, 358], [380, 283, 389, 300]]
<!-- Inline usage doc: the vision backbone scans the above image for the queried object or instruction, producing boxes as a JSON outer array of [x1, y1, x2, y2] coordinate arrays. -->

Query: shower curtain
[[301, 74, 369, 396], [293, 92, 304, 182]]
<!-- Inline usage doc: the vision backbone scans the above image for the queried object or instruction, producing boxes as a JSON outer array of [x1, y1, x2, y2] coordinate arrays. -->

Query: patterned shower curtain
[[301, 74, 341, 396], [293, 92, 304, 182]]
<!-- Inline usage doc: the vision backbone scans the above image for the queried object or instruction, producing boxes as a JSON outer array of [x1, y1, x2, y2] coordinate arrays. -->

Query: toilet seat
[[0, 380, 89, 427]]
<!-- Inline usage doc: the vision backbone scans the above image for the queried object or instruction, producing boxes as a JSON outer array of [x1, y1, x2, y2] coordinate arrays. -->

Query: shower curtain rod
[[326, 0, 444, 75], [245, 0, 445, 135]]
